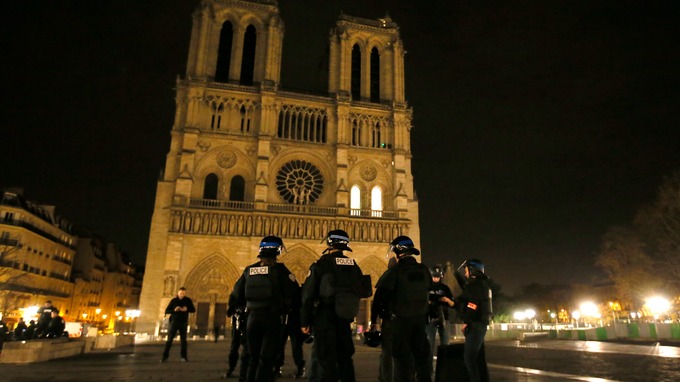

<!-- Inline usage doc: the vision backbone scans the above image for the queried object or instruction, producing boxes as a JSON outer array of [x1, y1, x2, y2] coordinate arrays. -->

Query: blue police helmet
[[258, 236, 284, 258]]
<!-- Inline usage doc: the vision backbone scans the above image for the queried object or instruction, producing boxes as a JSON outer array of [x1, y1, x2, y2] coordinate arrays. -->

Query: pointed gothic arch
[[183, 254, 241, 303], [357, 255, 387, 290], [278, 244, 320, 284]]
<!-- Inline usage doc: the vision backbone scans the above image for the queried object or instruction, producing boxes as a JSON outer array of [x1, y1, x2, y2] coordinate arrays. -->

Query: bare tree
[[634, 171, 680, 293], [596, 227, 660, 310], [0, 234, 27, 318]]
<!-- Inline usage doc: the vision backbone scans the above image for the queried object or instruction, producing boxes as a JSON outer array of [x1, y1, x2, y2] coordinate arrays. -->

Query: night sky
[[3, 0, 680, 294]]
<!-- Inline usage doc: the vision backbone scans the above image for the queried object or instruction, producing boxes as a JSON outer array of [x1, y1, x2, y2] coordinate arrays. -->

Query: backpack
[[319, 257, 365, 320]]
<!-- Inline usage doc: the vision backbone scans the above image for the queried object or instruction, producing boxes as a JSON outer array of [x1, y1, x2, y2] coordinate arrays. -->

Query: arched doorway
[[184, 254, 241, 337]]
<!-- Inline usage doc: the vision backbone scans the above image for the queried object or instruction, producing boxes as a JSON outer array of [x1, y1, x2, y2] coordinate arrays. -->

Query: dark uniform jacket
[[373, 256, 432, 319], [45, 315, 66, 338], [37, 305, 57, 326], [232, 261, 298, 315], [300, 251, 366, 327], [428, 282, 453, 322], [165, 296, 196, 323], [454, 276, 492, 325]]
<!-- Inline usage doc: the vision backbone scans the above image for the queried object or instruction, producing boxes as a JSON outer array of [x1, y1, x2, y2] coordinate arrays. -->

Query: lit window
[[371, 186, 383, 217], [350, 186, 361, 216]]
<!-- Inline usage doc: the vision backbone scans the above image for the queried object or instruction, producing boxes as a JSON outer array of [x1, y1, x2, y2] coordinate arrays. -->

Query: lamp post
[[572, 311, 581, 328], [114, 311, 121, 334], [95, 308, 102, 328]]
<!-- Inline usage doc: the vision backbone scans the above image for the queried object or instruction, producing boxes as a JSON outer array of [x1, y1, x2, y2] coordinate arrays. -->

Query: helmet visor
[[259, 241, 286, 256]]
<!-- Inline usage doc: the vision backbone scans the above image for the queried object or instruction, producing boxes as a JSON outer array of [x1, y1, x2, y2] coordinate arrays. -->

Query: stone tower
[[137, 0, 420, 337]]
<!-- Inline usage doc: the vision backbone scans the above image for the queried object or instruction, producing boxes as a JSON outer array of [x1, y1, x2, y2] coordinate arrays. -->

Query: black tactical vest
[[319, 256, 362, 320], [393, 264, 430, 318], [245, 265, 279, 309]]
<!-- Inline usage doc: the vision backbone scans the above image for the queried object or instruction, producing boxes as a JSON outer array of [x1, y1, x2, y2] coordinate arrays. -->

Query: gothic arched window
[[350, 185, 361, 216], [371, 121, 381, 148], [229, 175, 245, 201], [215, 21, 233, 83], [204, 173, 219, 200], [370, 47, 380, 102], [352, 120, 360, 146], [240, 25, 257, 86], [371, 186, 383, 217], [351, 44, 361, 100], [240, 105, 250, 132]]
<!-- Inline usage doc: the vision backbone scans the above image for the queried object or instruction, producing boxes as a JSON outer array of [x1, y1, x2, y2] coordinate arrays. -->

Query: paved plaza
[[1, 338, 678, 382]]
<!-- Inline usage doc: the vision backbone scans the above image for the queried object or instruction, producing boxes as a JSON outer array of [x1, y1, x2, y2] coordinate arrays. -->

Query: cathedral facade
[[137, 0, 420, 337]]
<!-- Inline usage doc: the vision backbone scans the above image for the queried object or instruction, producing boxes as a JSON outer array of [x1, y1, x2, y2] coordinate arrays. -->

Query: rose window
[[276, 160, 324, 204]]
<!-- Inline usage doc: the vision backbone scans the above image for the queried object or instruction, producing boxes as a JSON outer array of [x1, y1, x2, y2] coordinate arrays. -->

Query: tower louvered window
[[370, 47, 380, 102], [215, 21, 233, 83], [351, 44, 361, 100], [240, 25, 257, 85]]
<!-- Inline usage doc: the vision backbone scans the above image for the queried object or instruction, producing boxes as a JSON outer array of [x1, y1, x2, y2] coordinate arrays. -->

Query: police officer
[[300, 229, 369, 382], [370, 256, 398, 382], [426, 265, 453, 376], [43, 309, 66, 338], [453, 259, 492, 382], [35, 300, 57, 338], [232, 236, 298, 382], [374, 236, 432, 382]]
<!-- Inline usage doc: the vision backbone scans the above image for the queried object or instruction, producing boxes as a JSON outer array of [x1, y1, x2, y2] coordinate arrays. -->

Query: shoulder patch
[[335, 257, 355, 266], [289, 274, 297, 282], [249, 266, 269, 275]]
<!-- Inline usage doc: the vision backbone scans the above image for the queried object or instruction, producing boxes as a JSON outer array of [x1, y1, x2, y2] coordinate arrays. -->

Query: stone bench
[[0, 338, 85, 363]]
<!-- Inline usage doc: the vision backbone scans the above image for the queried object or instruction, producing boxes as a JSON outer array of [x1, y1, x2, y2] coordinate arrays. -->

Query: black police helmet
[[458, 258, 485, 276], [387, 235, 420, 257], [430, 265, 444, 278], [363, 330, 382, 347], [258, 236, 284, 258], [323, 229, 352, 252]]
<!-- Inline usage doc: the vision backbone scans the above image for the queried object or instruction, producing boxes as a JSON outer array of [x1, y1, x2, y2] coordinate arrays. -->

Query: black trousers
[[247, 310, 283, 382], [229, 325, 243, 369], [163, 320, 188, 359], [276, 321, 305, 370], [313, 307, 355, 382], [392, 316, 430, 382]]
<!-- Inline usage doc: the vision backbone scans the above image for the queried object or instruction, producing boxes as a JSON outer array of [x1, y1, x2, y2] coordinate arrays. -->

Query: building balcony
[[168, 197, 411, 242], [0, 238, 21, 247], [0, 219, 76, 249], [52, 256, 73, 266]]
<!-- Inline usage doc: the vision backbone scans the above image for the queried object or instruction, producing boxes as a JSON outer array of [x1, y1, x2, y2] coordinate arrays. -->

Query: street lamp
[[125, 309, 141, 333], [572, 310, 581, 328], [579, 302, 600, 327], [645, 296, 670, 321]]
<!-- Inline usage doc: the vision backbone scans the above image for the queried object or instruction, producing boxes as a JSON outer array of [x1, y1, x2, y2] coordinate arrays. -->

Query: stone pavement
[[0, 340, 664, 382]]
